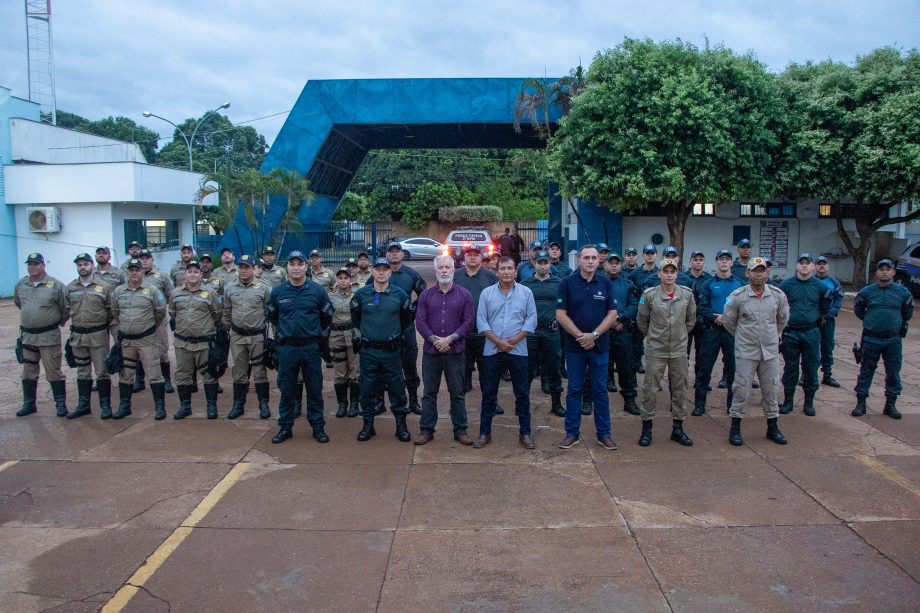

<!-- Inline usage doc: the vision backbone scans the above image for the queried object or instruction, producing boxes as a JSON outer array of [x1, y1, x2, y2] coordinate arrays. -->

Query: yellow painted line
[[0, 460, 19, 473], [856, 455, 920, 498], [102, 462, 251, 613]]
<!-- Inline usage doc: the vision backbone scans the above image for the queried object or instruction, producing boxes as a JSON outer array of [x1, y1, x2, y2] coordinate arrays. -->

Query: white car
[[397, 237, 445, 260]]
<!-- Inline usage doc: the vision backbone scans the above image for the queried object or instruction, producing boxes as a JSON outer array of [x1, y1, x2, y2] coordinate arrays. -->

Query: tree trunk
[[665, 199, 693, 269], [835, 199, 889, 289]]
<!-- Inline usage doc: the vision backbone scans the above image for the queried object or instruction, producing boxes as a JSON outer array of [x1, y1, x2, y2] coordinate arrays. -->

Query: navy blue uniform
[[521, 273, 563, 394], [854, 283, 913, 398], [779, 276, 831, 407], [686, 270, 713, 365], [267, 280, 334, 430], [630, 266, 659, 369], [693, 274, 743, 410], [607, 272, 639, 403], [816, 273, 845, 376]]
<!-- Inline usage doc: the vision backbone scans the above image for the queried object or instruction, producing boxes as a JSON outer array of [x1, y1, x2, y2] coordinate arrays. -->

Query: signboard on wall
[[759, 220, 789, 268]]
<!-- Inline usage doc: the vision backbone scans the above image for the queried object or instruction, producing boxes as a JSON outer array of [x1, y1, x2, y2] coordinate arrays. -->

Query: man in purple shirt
[[415, 255, 476, 446]]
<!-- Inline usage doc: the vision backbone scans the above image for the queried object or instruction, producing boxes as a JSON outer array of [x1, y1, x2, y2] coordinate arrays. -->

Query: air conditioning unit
[[27, 207, 61, 233]]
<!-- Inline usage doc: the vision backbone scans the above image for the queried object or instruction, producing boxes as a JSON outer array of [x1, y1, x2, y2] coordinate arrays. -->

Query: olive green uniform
[[170, 260, 189, 288], [328, 286, 360, 385], [111, 284, 166, 385], [15, 274, 68, 382], [214, 265, 238, 286], [170, 285, 223, 386], [259, 265, 287, 289], [144, 267, 174, 365], [200, 273, 224, 296], [65, 275, 112, 381], [355, 270, 372, 286], [309, 266, 335, 288], [94, 265, 125, 340], [224, 279, 271, 384]]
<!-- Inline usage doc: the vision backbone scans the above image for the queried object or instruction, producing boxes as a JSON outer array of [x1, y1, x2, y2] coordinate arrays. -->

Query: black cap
[[73, 252, 93, 264], [548, 240, 561, 248], [309, 249, 321, 257], [238, 255, 256, 267], [95, 246, 110, 254], [798, 253, 814, 263], [127, 241, 142, 249], [715, 249, 732, 259], [181, 243, 194, 251], [357, 252, 369, 258], [126, 258, 142, 270], [288, 250, 306, 262], [690, 250, 704, 258], [373, 257, 391, 268], [261, 246, 276, 255], [138, 249, 152, 257], [185, 258, 201, 269], [625, 247, 638, 255], [335, 267, 351, 276], [876, 258, 895, 269], [738, 239, 752, 248], [663, 245, 678, 256], [199, 253, 213, 262], [386, 242, 403, 252], [220, 247, 233, 255], [816, 255, 828, 264], [643, 244, 657, 254], [596, 242, 609, 252], [345, 258, 358, 267], [607, 252, 622, 261], [535, 250, 550, 262]]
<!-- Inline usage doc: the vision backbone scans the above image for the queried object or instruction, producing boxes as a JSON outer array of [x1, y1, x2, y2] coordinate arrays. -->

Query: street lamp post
[[143, 101, 230, 171]]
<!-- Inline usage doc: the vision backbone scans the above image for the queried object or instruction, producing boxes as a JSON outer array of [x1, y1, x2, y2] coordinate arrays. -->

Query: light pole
[[143, 101, 230, 171]]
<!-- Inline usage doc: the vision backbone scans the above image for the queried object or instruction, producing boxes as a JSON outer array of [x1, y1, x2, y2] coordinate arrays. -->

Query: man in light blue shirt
[[474, 256, 538, 449]]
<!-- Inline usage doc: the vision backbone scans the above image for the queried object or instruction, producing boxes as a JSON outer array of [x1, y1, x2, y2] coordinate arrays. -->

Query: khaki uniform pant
[[21, 343, 63, 382], [330, 332, 359, 385], [729, 356, 780, 419], [73, 344, 110, 380], [230, 338, 267, 384], [175, 346, 215, 386], [641, 354, 689, 420], [120, 344, 163, 386], [155, 323, 170, 364]]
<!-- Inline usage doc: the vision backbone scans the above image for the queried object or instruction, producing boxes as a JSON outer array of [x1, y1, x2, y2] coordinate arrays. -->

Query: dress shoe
[[557, 435, 580, 449], [717, 379, 728, 389], [271, 428, 293, 444], [821, 375, 840, 388], [312, 427, 330, 444], [597, 435, 618, 450], [453, 433, 473, 446], [519, 434, 535, 449], [415, 432, 435, 445], [472, 434, 491, 449]]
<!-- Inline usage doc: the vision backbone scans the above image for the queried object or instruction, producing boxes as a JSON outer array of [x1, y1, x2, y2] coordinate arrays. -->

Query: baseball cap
[[185, 258, 201, 269], [199, 253, 213, 262], [464, 244, 482, 254], [690, 250, 704, 258], [309, 249, 321, 257], [238, 255, 256, 267], [261, 246, 276, 255], [181, 243, 194, 251], [73, 252, 93, 264], [876, 258, 895, 269], [335, 267, 350, 276], [643, 244, 657, 254], [738, 239, 752, 248], [596, 242, 609, 252], [816, 255, 828, 264], [357, 252, 369, 258], [386, 241, 403, 252], [607, 252, 622, 261], [659, 258, 679, 271], [715, 249, 732, 259], [95, 246, 110, 254], [138, 249, 152, 257], [798, 253, 814, 263], [373, 257, 391, 268], [663, 245, 678, 256], [530, 240, 542, 250], [220, 247, 234, 255], [535, 250, 550, 262], [127, 241, 142, 249], [747, 257, 768, 270], [548, 240, 561, 248], [126, 258, 142, 269], [288, 250, 307, 262], [345, 258, 358, 267], [625, 247, 638, 255]]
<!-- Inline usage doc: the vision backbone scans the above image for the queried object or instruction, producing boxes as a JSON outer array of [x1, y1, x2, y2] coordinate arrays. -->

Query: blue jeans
[[479, 353, 530, 436], [564, 349, 611, 439]]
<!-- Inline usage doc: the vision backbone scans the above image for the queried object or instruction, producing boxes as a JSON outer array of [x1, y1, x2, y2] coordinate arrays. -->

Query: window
[[125, 219, 181, 252], [739, 202, 797, 218], [693, 202, 715, 216], [819, 203, 834, 218]]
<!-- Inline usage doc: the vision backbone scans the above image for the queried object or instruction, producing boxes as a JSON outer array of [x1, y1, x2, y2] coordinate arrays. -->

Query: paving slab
[[413, 421, 593, 464], [849, 520, 920, 582], [0, 416, 132, 461], [597, 457, 839, 529], [379, 527, 670, 612], [637, 524, 920, 612], [0, 460, 230, 529], [135, 528, 393, 613], [773, 455, 920, 521], [863, 413, 920, 446], [0, 525, 168, 611], [399, 463, 626, 531], [75, 419, 265, 464], [199, 462, 409, 531]]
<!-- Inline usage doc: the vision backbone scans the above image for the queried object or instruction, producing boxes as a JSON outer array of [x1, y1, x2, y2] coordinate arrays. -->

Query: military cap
[[127, 240, 142, 248], [625, 247, 638, 255], [659, 258, 679, 271], [747, 257, 768, 270], [690, 250, 705, 258], [220, 247, 234, 255], [95, 246, 111, 254], [138, 248, 153, 257], [529, 240, 542, 250], [238, 255, 256, 267], [288, 250, 307, 262], [815, 255, 828, 264], [643, 244, 657, 254], [309, 249, 322, 257], [126, 258, 142, 269], [357, 252, 369, 258], [798, 253, 814, 263], [607, 252, 622, 261], [199, 253, 213, 261], [663, 245, 678, 256], [596, 242, 610, 252], [715, 249, 733, 259], [73, 252, 93, 264], [535, 250, 550, 262], [345, 258, 359, 267], [738, 238, 752, 248], [335, 267, 351, 276], [876, 258, 895, 269], [548, 240, 562, 248], [180, 243, 194, 251], [373, 257, 391, 268], [185, 258, 201, 269], [261, 246, 276, 255], [386, 242, 403, 252]]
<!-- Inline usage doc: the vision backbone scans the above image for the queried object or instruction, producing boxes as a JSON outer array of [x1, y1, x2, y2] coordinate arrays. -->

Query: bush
[[439, 205, 503, 223]]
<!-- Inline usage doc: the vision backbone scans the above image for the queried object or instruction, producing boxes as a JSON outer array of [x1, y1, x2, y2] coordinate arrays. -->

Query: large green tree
[[548, 39, 782, 261], [57, 110, 160, 161], [778, 48, 920, 286], [156, 113, 266, 173]]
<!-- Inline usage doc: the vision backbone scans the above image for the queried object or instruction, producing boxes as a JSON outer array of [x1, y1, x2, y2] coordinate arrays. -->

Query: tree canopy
[[56, 110, 160, 162]]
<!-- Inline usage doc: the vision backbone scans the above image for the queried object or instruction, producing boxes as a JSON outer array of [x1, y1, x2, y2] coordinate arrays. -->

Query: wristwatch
[[591, 331, 599, 340]]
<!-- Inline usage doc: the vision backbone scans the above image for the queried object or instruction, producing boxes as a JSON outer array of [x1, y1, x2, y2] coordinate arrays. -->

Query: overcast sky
[[1, 1, 917, 147]]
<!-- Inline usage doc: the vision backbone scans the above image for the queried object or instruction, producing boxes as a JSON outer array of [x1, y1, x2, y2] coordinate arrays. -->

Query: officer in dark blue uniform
[[353, 257, 414, 442], [547, 241, 572, 277], [814, 255, 845, 387], [266, 250, 334, 444], [852, 259, 914, 418], [630, 244, 660, 373], [779, 253, 831, 416], [731, 238, 754, 280], [604, 252, 640, 415], [685, 250, 713, 368], [522, 251, 564, 416]]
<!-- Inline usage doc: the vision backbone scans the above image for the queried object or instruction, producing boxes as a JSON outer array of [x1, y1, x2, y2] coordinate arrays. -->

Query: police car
[[444, 227, 495, 266], [895, 241, 920, 296]]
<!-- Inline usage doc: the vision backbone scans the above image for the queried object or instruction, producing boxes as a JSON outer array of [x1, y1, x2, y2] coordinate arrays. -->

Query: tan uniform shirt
[[356, 270, 372, 287], [214, 265, 239, 286], [259, 266, 287, 289], [637, 285, 697, 358], [308, 266, 335, 288], [223, 280, 270, 334], [144, 268, 174, 301], [722, 284, 790, 361], [15, 274, 69, 346], [66, 275, 111, 347], [328, 286, 357, 347], [170, 285, 222, 351], [200, 274, 224, 296], [111, 284, 166, 346], [93, 265, 125, 290], [170, 260, 188, 287]]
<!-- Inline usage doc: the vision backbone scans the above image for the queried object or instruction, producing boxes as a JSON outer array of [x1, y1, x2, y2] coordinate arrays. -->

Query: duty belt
[[122, 325, 157, 340], [363, 337, 402, 351], [536, 321, 559, 331], [231, 324, 265, 336], [785, 321, 818, 332], [70, 323, 109, 334], [863, 330, 899, 339], [175, 332, 217, 343], [278, 336, 320, 346], [330, 323, 353, 331], [21, 321, 61, 335]]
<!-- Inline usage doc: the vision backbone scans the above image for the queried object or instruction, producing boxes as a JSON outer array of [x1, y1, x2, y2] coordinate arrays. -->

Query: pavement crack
[[129, 583, 172, 611], [117, 489, 210, 527]]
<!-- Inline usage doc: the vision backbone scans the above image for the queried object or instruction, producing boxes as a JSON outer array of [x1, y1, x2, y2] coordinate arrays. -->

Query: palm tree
[[269, 168, 314, 254], [194, 169, 246, 251]]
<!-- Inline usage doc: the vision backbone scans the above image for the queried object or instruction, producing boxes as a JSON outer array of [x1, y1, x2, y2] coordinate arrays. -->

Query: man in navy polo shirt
[[556, 245, 620, 450]]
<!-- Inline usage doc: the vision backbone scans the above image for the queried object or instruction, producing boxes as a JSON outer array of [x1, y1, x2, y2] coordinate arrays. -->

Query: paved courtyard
[[1, 283, 919, 612]]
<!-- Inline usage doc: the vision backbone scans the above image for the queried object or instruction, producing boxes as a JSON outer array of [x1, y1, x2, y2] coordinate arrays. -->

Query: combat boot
[[161, 362, 174, 394], [255, 382, 271, 419], [113, 383, 133, 419], [97, 379, 113, 420], [638, 420, 653, 446], [541, 380, 551, 394], [227, 382, 248, 419], [50, 380, 68, 417], [204, 383, 219, 419], [16, 379, 38, 417], [173, 384, 193, 420], [66, 379, 93, 419], [312, 425, 330, 443], [778, 389, 794, 414], [671, 419, 693, 446], [334, 383, 348, 418], [607, 374, 618, 393], [407, 388, 421, 415], [550, 393, 565, 417], [692, 402, 706, 417], [821, 373, 840, 388], [133, 364, 146, 393], [726, 391, 733, 415], [271, 427, 292, 444], [766, 417, 787, 444], [728, 417, 743, 446], [292, 383, 303, 418], [581, 396, 593, 416], [151, 382, 167, 421], [357, 418, 376, 441], [883, 395, 902, 420], [347, 382, 360, 418], [394, 412, 411, 442], [803, 394, 816, 417], [623, 398, 641, 416], [851, 395, 868, 417]]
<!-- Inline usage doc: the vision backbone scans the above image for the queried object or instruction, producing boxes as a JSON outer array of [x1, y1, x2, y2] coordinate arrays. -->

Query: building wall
[[111, 202, 195, 271], [10, 118, 146, 163]]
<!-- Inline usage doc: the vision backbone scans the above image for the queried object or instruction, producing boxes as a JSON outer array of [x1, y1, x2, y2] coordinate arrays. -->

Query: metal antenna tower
[[25, 0, 57, 124]]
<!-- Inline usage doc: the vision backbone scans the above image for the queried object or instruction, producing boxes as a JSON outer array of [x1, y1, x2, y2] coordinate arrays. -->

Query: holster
[[15, 336, 24, 364], [352, 329, 361, 354], [319, 327, 332, 363], [64, 338, 78, 368], [852, 342, 862, 365], [105, 333, 125, 375], [261, 332, 278, 370]]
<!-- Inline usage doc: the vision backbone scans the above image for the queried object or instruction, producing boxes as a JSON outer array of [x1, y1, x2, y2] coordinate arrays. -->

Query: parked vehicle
[[895, 241, 920, 296], [396, 237, 445, 260], [444, 227, 494, 266]]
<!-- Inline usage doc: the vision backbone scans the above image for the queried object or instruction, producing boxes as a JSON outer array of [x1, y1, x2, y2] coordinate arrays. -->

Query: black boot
[[408, 388, 421, 415], [133, 364, 146, 393], [883, 395, 902, 420], [852, 395, 868, 417], [204, 383, 219, 419], [347, 382, 360, 418], [550, 393, 565, 417], [67, 379, 93, 419], [113, 383, 133, 419], [607, 374, 618, 392], [638, 420, 653, 446], [228, 382, 248, 419], [394, 412, 411, 442], [494, 403, 505, 415], [17, 379, 38, 416], [541, 380, 550, 394], [50, 380, 68, 417], [271, 427, 293, 444], [581, 397, 593, 416], [255, 382, 271, 419], [97, 379, 113, 419], [173, 384, 193, 420], [334, 383, 348, 418], [803, 394, 816, 417], [729, 417, 743, 446], [357, 418, 376, 441], [778, 389, 794, 414], [623, 398, 641, 416], [151, 382, 166, 421], [313, 425, 330, 443], [692, 402, 706, 417], [671, 419, 693, 446], [292, 383, 303, 418], [161, 362, 174, 394], [766, 417, 787, 444], [822, 374, 840, 388]]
